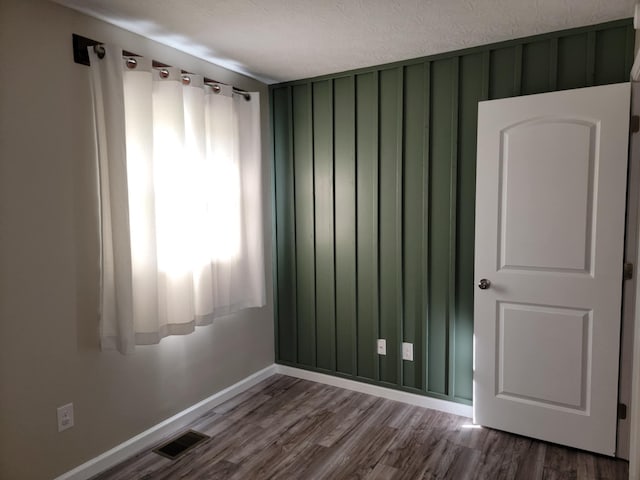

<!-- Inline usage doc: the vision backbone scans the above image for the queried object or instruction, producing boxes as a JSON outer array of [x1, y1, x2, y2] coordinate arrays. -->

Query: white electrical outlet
[[377, 339, 386, 355], [57, 403, 74, 432], [402, 342, 414, 361]]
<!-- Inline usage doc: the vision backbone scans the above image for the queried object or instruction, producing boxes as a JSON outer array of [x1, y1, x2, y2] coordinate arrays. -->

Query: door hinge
[[631, 115, 640, 134], [624, 262, 634, 280], [619, 403, 628, 420]]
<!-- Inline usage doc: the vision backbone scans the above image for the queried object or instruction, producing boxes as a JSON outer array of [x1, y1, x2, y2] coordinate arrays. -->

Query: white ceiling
[[54, 0, 636, 84]]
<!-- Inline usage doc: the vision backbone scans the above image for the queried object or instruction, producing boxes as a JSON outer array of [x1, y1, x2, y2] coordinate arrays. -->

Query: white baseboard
[[54, 364, 276, 480], [274, 364, 473, 418]]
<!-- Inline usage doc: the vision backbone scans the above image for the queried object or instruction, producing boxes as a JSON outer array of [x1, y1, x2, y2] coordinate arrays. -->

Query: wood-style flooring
[[93, 375, 628, 480]]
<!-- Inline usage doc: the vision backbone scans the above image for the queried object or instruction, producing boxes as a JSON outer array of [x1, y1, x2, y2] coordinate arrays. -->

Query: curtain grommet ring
[[93, 44, 106, 59], [159, 68, 170, 79], [182, 75, 191, 85], [212, 84, 221, 94], [126, 58, 138, 69]]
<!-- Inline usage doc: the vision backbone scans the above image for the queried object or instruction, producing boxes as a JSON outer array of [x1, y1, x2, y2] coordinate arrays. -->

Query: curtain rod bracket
[[72, 33, 100, 66]]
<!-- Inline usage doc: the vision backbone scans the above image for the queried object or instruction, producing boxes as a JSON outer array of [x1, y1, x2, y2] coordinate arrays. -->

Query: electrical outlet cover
[[402, 342, 414, 361], [57, 403, 74, 432], [377, 339, 386, 355]]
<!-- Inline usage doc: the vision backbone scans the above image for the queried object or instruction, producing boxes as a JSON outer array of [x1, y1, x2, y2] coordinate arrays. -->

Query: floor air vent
[[153, 430, 210, 460]]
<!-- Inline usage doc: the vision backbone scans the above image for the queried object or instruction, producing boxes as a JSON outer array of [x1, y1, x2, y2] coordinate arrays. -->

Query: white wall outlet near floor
[[57, 403, 74, 432], [402, 342, 414, 361], [377, 339, 386, 355]]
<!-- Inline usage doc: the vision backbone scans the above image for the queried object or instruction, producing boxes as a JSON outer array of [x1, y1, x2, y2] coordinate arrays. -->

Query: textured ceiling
[[53, 0, 635, 84]]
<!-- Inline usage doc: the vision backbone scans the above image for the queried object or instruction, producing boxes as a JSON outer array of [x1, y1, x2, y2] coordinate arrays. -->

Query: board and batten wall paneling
[[271, 19, 634, 405]]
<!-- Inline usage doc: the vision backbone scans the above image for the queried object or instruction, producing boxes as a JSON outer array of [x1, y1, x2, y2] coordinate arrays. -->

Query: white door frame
[[619, 81, 640, 462], [627, 81, 640, 480]]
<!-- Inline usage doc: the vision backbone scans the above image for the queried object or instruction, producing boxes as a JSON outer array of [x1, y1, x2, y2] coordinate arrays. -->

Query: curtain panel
[[88, 46, 265, 354]]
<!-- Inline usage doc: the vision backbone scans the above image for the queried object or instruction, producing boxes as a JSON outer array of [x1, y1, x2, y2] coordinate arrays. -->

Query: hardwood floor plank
[[366, 462, 400, 480], [576, 451, 598, 479], [473, 450, 518, 480], [92, 375, 629, 480], [592, 451, 631, 479], [228, 430, 323, 479], [544, 444, 578, 473], [298, 401, 399, 479], [93, 450, 172, 480], [453, 421, 492, 450], [253, 381, 335, 431], [383, 401, 415, 428], [270, 442, 338, 480], [378, 406, 440, 477], [199, 459, 240, 479], [225, 395, 334, 464], [513, 441, 546, 480], [323, 425, 399, 479], [444, 445, 483, 480], [541, 467, 578, 480], [315, 392, 381, 448], [420, 439, 462, 479]]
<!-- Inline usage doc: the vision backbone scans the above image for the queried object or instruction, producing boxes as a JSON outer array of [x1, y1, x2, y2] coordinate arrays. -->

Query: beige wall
[[0, 0, 274, 478]]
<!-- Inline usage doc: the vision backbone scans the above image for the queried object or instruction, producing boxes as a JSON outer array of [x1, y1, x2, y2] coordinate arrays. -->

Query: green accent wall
[[271, 19, 634, 404]]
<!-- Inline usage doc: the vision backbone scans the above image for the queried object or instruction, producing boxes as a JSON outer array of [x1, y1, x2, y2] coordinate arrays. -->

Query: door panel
[[498, 302, 589, 410], [499, 119, 595, 272], [474, 82, 630, 456]]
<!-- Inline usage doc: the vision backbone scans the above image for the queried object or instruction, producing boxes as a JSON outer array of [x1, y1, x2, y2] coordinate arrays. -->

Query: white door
[[474, 82, 630, 455]]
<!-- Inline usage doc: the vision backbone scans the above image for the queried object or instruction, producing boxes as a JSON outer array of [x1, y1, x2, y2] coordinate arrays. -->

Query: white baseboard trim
[[274, 364, 473, 418], [54, 364, 276, 480]]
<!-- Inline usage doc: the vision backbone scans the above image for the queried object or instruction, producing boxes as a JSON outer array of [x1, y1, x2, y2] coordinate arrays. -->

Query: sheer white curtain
[[88, 45, 265, 354]]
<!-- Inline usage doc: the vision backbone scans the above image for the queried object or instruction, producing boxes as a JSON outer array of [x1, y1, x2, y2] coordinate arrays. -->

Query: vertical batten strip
[[586, 31, 596, 86], [513, 45, 523, 95], [287, 86, 299, 363], [331, 78, 338, 372], [422, 61, 432, 394], [271, 89, 280, 362], [352, 75, 359, 377], [549, 38, 559, 90], [396, 66, 405, 387], [481, 51, 490, 101], [374, 70, 381, 382], [310, 83, 318, 368], [447, 57, 460, 398]]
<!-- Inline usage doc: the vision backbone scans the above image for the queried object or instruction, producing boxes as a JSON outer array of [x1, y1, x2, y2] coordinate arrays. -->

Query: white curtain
[[88, 46, 265, 354]]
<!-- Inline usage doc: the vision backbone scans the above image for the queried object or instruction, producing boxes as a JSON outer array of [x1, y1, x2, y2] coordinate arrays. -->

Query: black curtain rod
[[72, 34, 251, 100]]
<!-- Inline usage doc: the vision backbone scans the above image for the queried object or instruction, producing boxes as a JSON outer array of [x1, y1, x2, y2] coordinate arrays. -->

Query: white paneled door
[[474, 83, 630, 455]]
